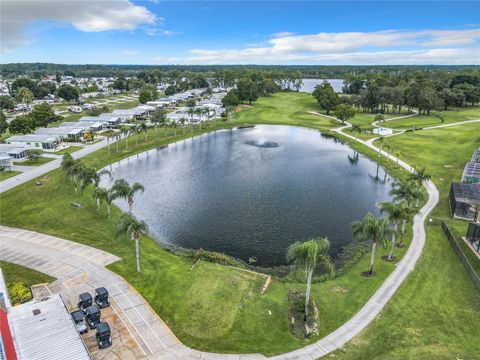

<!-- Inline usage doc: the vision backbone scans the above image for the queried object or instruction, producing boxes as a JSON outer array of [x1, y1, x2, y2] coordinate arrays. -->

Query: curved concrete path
[[0, 119, 440, 359]]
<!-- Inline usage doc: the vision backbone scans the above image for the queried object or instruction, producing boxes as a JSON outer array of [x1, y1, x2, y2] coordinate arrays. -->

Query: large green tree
[[15, 87, 34, 104], [30, 103, 62, 128], [236, 78, 258, 104], [9, 115, 34, 134], [56, 84, 80, 102], [334, 104, 356, 124], [138, 84, 158, 104], [312, 81, 339, 114]]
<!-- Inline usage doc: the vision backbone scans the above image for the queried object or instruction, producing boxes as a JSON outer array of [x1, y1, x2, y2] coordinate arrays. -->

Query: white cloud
[[184, 29, 480, 65], [147, 28, 179, 36], [1, 0, 156, 52], [121, 50, 140, 55]]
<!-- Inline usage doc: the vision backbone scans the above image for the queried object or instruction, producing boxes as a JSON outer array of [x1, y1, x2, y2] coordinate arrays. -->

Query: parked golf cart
[[70, 310, 88, 334], [96, 322, 112, 349], [78, 292, 93, 314], [94, 287, 110, 309], [85, 304, 101, 329]]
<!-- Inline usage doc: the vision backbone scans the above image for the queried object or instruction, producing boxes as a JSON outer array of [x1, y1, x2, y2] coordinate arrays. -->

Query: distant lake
[[300, 79, 344, 93], [105, 125, 393, 267]]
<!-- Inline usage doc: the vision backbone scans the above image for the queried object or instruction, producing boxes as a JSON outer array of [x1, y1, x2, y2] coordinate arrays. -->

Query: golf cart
[[70, 310, 88, 334], [85, 304, 101, 329], [78, 292, 93, 314], [96, 322, 112, 349], [94, 287, 110, 308]]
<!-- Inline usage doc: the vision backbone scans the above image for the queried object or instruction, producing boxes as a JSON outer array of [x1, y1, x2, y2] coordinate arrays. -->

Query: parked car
[[96, 322, 112, 349], [70, 310, 88, 334]]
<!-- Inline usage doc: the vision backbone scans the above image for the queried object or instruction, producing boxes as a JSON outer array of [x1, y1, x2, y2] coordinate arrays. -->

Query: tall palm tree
[[139, 122, 148, 142], [187, 107, 195, 122], [377, 201, 407, 260], [71, 161, 85, 194], [93, 187, 107, 211], [376, 137, 384, 158], [179, 117, 187, 135], [286, 237, 334, 320], [390, 180, 423, 209], [94, 187, 117, 218], [351, 213, 392, 275], [408, 167, 430, 207], [115, 214, 148, 273], [61, 153, 75, 180], [349, 124, 362, 141], [121, 126, 130, 150], [111, 179, 145, 213]]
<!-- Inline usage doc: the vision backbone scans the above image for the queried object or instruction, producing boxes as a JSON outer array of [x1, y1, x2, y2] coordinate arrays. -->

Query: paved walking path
[[0, 114, 441, 359]]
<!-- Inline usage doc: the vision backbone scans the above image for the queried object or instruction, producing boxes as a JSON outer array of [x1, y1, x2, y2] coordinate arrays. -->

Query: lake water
[[300, 79, 344, 93], [105, 125, 393, 266]]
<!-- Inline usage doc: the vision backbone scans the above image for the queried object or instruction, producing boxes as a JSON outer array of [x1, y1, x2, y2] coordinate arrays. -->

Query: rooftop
[[9, 294, 90, 360], [6, 134, 60, 143], [451, 182, 480, 203]]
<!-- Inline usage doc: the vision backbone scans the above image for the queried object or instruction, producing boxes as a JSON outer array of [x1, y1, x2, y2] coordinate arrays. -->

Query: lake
[[105, 125, 393, 266], [300, 79, 344, 93]]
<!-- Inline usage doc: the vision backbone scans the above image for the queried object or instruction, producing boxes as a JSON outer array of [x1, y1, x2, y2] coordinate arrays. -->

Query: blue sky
[[2, 1, 479, 64]]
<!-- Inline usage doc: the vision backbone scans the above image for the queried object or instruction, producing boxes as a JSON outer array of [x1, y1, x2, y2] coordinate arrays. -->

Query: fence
[[441, 221, 480, 292]]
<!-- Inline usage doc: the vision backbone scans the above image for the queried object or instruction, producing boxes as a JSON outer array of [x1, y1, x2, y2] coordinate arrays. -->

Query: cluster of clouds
[[1, 0, 158, 52], [1, 0, 479, 65], [185, 29, 480, 65]]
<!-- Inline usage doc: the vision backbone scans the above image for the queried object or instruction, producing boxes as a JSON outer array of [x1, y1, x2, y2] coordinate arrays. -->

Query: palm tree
[[286, 237, 334, 320], [349, 124, 362, 141], [93, 187, 107, 211], [179, 117, 187, 135], [377, 137, 384, 158], [187, 107, 195, 122], [111, 179, 145, 213], [61, 153, 75, 180], [351, 213, 392, 275], [408, 167, 430, 207], [139, 122, 148, 142], [390, 180, 423, 209], [121, 126, 130, 150], [94, 187, 117, 218], [71, 161, 85, 194], [115, 214, 148, 273], [394, 150, 401, 167], [377, 201, 407, 260], [86, 129, 96, 143]]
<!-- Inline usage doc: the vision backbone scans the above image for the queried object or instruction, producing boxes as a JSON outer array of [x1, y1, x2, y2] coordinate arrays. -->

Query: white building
[[373, 127, 393, 136], [6, 134, 61, 150]]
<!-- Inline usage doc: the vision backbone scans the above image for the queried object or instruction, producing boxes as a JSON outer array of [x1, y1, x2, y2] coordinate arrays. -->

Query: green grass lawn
[[229, 92, 339, 130], [54, 146, 83, 155], [1, 260, 55, 286], [0, 92, 478, 357], [0, 106, 415, 354], [14, 156, 55, 166], [384, 106, 480, 129], [0, 170, 21, 181], [331, 122, 480, 359]]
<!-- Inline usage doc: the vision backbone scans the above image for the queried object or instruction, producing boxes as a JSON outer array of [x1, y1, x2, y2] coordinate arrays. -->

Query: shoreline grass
[[0, 92, 478, 357]]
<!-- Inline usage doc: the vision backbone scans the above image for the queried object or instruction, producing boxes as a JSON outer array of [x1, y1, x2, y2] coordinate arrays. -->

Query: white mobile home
[[34, 126, 84, 141], [6, 134, 61, 150]]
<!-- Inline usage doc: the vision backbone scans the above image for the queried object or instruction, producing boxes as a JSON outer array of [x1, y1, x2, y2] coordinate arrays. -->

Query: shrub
[[8, 282, 32, 305], [193, 248, 240, 267]]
